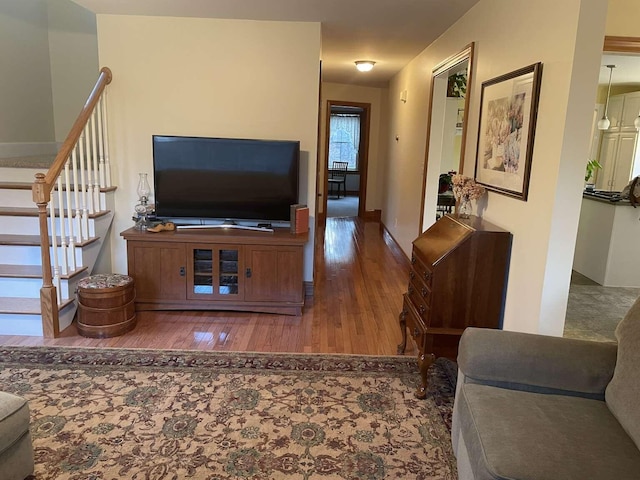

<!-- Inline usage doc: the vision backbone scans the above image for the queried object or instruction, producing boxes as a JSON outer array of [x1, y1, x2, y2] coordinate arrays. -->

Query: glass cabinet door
[[218, 248, 240, 295], [187, 244, 244, 300]]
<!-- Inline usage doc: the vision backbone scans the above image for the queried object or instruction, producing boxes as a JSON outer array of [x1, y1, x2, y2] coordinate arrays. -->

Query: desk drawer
[[402, 294, 426, 352], [407, 281, 431, 326], [408, 270, 432, 306], [410, 251, 433, 287]]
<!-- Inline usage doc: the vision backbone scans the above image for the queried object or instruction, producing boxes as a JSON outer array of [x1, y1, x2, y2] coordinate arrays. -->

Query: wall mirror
[[419, 43, 475, 232]]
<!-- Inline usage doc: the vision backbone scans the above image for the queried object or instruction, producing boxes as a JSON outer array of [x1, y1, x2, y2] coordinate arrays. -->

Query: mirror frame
[[418, 43, 475, 233]]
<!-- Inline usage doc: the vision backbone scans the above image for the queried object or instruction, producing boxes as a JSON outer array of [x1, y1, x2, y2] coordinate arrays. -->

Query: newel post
[[32, 173, 59, 338]]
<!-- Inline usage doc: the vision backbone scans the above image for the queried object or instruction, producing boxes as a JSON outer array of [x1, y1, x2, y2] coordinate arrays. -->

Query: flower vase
[[458, 198, 472, 219]]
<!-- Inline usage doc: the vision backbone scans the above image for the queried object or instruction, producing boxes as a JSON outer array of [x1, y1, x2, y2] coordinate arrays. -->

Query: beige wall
[[606, 0, 640, 35], [47, 0, 98, 142], [97, 15, 321, 281], [0, 1, 55, 145], [319, 82, 389, 214], [382, 0, 609, 335]]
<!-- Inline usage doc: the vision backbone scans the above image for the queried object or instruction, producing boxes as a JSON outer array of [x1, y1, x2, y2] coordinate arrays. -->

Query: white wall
[[382, 0, 609, 335], [47, 0, 98, 142], [320, 82, 389, 214], [97, 15, 321, 281], [0, 0, 55, 145]]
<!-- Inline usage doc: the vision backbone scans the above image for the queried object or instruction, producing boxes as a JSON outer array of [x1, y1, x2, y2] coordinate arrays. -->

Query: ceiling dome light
[[355, 61, 375, 72]]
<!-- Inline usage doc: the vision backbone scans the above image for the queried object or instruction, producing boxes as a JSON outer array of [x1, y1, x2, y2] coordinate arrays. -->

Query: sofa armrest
[[457, 328, 618, 398]]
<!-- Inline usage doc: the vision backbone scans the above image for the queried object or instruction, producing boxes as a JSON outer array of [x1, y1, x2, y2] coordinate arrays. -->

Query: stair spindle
[[84, 123, 95, 215], [101, 91, 112, 188], [78, 132, 90, 240], [71, 145, 83, 244], [63, 158, 77, 272], [90, 109, 100, 213]]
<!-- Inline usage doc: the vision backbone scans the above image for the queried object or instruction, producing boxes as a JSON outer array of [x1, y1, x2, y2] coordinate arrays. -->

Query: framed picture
[[474, 63, 543, 200]]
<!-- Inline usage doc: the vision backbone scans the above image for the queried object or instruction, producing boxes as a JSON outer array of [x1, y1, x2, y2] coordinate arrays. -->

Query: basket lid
[[78, 273, 133, 290]]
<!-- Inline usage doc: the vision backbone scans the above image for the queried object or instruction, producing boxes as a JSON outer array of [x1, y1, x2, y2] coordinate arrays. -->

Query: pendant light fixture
[[597, 64, 616, 130]]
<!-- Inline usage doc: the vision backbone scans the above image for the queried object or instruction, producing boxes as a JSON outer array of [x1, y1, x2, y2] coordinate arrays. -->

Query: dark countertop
[[582, 190, 632, 206]]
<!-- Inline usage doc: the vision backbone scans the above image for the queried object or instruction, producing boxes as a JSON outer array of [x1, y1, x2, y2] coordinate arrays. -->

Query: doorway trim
[[321, 100, 371, 224], [603, 36, 640, 53]]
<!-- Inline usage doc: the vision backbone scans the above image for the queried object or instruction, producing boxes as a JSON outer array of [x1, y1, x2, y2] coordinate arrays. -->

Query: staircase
[[0, 68, 115, 337]]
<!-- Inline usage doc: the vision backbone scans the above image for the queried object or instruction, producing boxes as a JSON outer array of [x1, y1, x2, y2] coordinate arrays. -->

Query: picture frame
[[474, 62, 543, 200]]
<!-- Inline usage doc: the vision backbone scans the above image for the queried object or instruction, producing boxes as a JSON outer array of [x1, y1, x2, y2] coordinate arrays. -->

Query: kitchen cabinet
[[596, 91, 640, 191], [596, 132, 640, 191]]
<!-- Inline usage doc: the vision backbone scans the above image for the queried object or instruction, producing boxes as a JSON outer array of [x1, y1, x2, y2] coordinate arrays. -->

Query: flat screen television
[[152, 135, 300, 223]]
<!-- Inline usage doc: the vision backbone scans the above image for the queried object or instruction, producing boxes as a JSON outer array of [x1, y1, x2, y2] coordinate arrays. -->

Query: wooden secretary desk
[[397, 214, 512, 398]]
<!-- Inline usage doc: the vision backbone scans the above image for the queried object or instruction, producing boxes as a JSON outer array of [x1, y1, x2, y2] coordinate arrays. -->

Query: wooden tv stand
[[120, 227, 308, 316]]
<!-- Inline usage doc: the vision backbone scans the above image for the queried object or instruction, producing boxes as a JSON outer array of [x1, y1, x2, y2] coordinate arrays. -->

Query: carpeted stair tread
[[0, 182, 117, 193], [0, 297, 73, 314], [0, 206, 112, 218], [0, 264, 46, 278], [0, 155, 55, 169], [0, 234, 99, 247], [0, 264, 87, 279]]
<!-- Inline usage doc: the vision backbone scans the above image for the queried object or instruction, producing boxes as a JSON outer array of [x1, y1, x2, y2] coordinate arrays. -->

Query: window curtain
[[329, 113, 360, 170]]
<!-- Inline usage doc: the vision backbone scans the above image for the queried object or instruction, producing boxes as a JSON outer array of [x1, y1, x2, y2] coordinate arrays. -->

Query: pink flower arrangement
[[451, 174, 486, 202]]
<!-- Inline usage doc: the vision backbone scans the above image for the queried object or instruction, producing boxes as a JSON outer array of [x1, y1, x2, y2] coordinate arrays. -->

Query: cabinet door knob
[[246, 268, 252, 278], [419, 304, 426, 315], [179, 266, 186, 277]]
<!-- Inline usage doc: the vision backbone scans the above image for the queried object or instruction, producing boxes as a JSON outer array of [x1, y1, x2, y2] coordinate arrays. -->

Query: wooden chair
[[328, 161, 348, 198]]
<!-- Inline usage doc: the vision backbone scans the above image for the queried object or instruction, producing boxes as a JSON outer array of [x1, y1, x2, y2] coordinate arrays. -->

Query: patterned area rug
[[0, 347, 457, 480]]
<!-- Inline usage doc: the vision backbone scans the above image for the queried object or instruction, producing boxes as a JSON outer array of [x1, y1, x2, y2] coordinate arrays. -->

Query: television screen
[[152, 135, 300, 222]]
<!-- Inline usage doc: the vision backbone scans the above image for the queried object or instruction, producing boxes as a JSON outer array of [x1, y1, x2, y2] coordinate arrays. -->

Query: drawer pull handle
[[411, 256, 416, 265], [421, 287, 428, 298], [419, 304, 426, 315], [179, 266, 186, 277], [423, 272, 431, 281], [408, 285, 414, 295], [413, 327, 419, 338], [409, 271, 415, 280]]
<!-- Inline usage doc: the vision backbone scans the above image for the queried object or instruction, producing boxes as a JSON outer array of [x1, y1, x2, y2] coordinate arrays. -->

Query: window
[[328, 113, 360, 171]]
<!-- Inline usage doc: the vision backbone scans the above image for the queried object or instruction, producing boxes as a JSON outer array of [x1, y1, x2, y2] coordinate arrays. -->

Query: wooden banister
[[33, 67, 112, 205], [33, 67, 112, 338]]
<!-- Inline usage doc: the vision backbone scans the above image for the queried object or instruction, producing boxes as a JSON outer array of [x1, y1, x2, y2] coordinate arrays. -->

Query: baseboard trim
[[363, 209, 381, 222], [380, 222, 411, 269], [304, 281, 314, 298]]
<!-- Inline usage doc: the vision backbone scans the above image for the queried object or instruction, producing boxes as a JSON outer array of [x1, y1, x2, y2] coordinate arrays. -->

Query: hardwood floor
[[0, 218, 415, 356]]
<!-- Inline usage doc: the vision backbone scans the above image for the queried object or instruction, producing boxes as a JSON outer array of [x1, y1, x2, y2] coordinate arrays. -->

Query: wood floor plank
[[0, 217, 413, 356]]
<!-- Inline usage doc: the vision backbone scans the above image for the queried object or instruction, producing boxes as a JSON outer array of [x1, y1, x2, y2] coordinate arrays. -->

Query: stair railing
[[32, 67, 112, 338]]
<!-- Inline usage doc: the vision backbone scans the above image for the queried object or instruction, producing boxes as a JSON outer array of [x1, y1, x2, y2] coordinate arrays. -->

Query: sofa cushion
[[606, 294, 640, 450], [458, 383, 640, 480], [0, 391, 30, 455]]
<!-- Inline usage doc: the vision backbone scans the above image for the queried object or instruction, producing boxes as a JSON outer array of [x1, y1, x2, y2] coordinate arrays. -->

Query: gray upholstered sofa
[[452, 296, 640, 479], [0, 391, 33, 480]]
